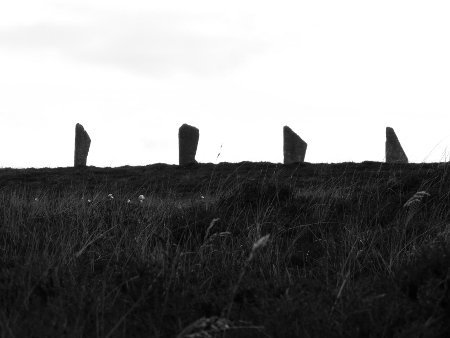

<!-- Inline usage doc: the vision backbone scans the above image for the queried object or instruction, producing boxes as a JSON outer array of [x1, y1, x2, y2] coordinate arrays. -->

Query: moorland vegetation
[[0, 161, 449, 337]]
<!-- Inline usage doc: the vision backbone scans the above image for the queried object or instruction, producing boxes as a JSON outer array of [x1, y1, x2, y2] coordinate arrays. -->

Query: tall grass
[[0, 163, 449, 337]]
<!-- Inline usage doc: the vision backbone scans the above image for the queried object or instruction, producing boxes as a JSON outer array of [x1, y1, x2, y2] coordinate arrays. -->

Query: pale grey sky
[[1, 0, 450, 168]]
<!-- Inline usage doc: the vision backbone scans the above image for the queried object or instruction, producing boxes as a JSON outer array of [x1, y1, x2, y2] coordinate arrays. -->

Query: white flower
[[87, 199, 92, 203], [200, 195, 205, 199], [34, 197, 38, 201], [108, 194, 114, 200], [127, 199, 131, 203], [138, 195, 145, 203]]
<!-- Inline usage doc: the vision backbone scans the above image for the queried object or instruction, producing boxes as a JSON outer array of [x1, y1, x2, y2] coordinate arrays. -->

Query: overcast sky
[[1, 0, 450, 168]]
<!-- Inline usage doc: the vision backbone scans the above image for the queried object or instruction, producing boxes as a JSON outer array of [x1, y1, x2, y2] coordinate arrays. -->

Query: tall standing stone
[[74, 123, 91, 167], [386, 127, 408, 163], [179, 123, 199, 165], [283, 126, 307, 164]]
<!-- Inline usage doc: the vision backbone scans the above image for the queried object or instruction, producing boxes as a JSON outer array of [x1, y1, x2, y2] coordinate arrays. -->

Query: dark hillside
[[1, 162, 449, 337], [0, 161, 446, 196]]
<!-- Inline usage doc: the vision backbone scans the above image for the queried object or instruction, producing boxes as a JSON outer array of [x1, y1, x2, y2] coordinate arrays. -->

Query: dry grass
[[0, 162, 449, 337]]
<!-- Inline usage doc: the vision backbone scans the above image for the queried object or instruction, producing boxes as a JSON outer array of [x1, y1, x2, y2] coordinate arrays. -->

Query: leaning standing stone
[[283, 126, 307, 164], [74, 123, 91, 167], [179, 124, 199, 165], [385, 127, 408, 163]]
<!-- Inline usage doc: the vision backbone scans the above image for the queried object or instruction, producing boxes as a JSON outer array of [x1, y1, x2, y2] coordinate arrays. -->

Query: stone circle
[[74, 123, 91, 167], [283, 126, 307, 164], [385, 127, 408, 163], [179, 124, 199, 165]]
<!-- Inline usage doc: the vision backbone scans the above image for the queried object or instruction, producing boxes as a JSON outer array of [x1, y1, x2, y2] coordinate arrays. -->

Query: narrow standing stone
[[74, 123, 91, 167], [283, 126, 307, 164], [179, 124, 199, 165], [385, 127, 408, 163]]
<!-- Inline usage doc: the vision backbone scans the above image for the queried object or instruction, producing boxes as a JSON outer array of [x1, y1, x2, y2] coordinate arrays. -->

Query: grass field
[[0, 161, 449, 337]]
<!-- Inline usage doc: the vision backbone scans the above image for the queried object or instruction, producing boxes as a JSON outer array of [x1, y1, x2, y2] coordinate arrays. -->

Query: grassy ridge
[[0, 162, 449, 337]]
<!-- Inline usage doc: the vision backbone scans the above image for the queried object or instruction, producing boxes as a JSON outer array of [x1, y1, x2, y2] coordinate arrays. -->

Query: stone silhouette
[[179, 124, 199, 165], [385, 127, 408, 163], [74, 123, 91, 167], [283, 126, 307, 164]]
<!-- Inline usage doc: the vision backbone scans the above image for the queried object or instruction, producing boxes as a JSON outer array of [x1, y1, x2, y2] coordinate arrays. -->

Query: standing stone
[[386, 127, 408, 163], [283, 126, 307, 164], [179, 124, 199, 165], [74, 123, 91, 167]]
